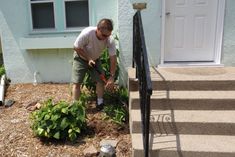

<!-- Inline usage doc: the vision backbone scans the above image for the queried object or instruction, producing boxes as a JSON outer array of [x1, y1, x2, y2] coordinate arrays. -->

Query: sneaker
[[96, 103, 104, 111]]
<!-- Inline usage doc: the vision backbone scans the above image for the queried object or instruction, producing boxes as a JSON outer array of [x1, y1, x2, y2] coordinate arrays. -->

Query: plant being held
[[30, 99, 86, 141]]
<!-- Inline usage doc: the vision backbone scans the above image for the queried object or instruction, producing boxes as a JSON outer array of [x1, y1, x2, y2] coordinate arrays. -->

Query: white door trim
[[160, 0, 226, 66]]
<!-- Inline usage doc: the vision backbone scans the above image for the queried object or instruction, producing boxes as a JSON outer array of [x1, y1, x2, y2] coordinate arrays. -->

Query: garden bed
[[0, 83, 131, 156]]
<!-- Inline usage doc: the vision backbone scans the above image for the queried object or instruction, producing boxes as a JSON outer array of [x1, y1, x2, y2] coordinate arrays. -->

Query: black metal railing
[[133, 10, 152, 157]]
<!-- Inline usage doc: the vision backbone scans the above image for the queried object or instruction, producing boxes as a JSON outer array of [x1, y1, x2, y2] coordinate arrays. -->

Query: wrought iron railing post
[[132, 6, 152, 157]]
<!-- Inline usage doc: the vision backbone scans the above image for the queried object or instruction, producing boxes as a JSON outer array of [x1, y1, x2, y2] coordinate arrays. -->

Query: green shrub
[[30, 99, 86, 141], [103, 87, 129, 125], [103, 104, 128, 125], [0, 66, 5, 77]]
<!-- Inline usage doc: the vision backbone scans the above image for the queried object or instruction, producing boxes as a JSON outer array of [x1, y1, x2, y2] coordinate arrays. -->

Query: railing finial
[[132, 3, 147, 10]]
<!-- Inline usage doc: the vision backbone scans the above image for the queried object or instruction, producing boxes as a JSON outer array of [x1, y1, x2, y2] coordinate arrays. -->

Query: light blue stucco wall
[[118, 0, 161, 85], [0, 0, 118, 83], [222, 0, 235, 66], [1, 0, 235, 84]]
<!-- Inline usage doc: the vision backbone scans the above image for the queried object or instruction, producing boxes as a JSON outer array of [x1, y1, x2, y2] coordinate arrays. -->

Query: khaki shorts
[[71, 56, 104, 84]]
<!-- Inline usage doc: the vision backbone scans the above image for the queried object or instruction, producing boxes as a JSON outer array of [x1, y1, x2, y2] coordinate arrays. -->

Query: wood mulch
[[0, 83, 131, 157]]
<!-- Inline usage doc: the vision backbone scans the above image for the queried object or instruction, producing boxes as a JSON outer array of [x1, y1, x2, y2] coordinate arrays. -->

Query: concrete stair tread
[[130, 90, 235, 100], [132, 134, 235, 153], [129, 67, 235, 81], [155, 67, 235, 81], [131, 109, 235, 123]]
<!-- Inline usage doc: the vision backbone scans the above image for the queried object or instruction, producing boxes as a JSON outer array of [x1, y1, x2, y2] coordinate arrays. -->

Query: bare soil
[[0, 83, 131, 157]]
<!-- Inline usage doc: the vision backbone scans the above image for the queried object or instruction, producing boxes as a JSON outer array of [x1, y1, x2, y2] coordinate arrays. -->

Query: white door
[[164, 0, 223, 62]]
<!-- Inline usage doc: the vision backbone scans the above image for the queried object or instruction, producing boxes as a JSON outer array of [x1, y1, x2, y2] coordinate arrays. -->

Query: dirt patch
[[0, 83, 131, 157]]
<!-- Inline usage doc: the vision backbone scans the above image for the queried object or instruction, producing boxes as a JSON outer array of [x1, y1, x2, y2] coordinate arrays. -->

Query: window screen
[[31, 2, 55, 29], [65, 1, 89, 28]]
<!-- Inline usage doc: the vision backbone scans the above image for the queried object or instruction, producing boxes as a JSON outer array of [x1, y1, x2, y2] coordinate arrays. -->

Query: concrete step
[[128, 67, 235, 91], [128, 67, 235, 156], [129, 79, 235, 91], [130, 109, 235, 135], [132, 134, 235, 157], [129, 90, 235, 110]]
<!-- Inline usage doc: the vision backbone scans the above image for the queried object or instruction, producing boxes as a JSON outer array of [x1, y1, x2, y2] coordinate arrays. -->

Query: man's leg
[[96, 82, 104, 104], [71, 56, 88, 101], [96, 82, 105, 111], [72, 83, 81, 101]]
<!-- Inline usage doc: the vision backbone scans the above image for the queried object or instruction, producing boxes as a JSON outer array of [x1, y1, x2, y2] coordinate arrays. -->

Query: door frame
[[160, 0, 226, 66]]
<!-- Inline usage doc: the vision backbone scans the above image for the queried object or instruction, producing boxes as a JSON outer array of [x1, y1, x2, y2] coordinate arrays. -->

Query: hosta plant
[[30, 99, 86, 141]]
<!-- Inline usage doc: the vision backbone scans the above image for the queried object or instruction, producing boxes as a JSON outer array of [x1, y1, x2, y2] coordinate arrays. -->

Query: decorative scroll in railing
[[133, 10, 153, 157]]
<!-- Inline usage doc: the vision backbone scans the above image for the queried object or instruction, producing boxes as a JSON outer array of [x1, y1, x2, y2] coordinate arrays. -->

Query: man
[[71, 18, 117, 111]]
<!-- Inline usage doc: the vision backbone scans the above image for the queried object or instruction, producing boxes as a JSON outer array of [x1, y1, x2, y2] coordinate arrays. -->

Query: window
[[30, 0, 55, 29], [65, 0, 89, 28], [29, 0, 89, 31]]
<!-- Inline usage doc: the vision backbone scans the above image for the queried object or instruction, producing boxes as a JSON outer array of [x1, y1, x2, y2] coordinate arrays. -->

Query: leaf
[[51, 114, 61, 121], [37, 128, 44, 135], [53, 132, 60, 139], [68, 129, 73, 134], [60, 117, 69, 130], [77, 106, 85, 118], [74, 127, 81, 133], [44, 114, 50, 120], [44, 131, 48, 137], [61, 107, 69, 114], [69, 132, 77, 141]]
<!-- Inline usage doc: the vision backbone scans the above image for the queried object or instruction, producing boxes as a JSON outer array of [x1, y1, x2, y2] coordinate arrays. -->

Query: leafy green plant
[[30, 99, 86, 141], [82, 72, 96, 92], [0, 65, 5, 77], [103, 87, 129, 125], [104, 86, 128, 106], [103, 104, 128, 125]]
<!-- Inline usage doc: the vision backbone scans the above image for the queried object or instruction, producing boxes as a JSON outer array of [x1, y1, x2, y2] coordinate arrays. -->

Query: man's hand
[[105, 76, 114, 91]]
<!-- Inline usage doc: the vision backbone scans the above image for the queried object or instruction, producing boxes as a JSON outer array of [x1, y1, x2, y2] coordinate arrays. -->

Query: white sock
[[97, 98, 103, 105]]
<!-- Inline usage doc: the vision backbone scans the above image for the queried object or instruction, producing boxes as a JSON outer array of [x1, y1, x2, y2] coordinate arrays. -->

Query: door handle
[[166, 12, 171, 16]]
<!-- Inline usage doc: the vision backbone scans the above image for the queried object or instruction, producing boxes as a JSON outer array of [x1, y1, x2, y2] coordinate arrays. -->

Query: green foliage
[[82, 72, 96, 92], [103, 104, 128, 125], [0, 66, 5, 77], [103, 87, 129, 125], [30, 99, 86, 141], [100, 48, 120, 81], [104, 86, 128, 106]]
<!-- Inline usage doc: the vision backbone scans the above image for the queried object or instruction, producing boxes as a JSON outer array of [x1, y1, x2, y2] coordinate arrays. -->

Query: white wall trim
[[20, 36, 76, 49], [214, 0, 226, 64], [160, 0, 165, 65]]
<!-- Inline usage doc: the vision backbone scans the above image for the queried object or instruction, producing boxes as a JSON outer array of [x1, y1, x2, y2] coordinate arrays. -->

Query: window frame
[[29, 0, 57, 32], [62, 0, 90, 30], [28, 0, 91, 34]]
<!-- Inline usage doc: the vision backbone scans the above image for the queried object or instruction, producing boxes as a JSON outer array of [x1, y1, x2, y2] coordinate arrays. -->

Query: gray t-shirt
[[74, 26, 116, 60]]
